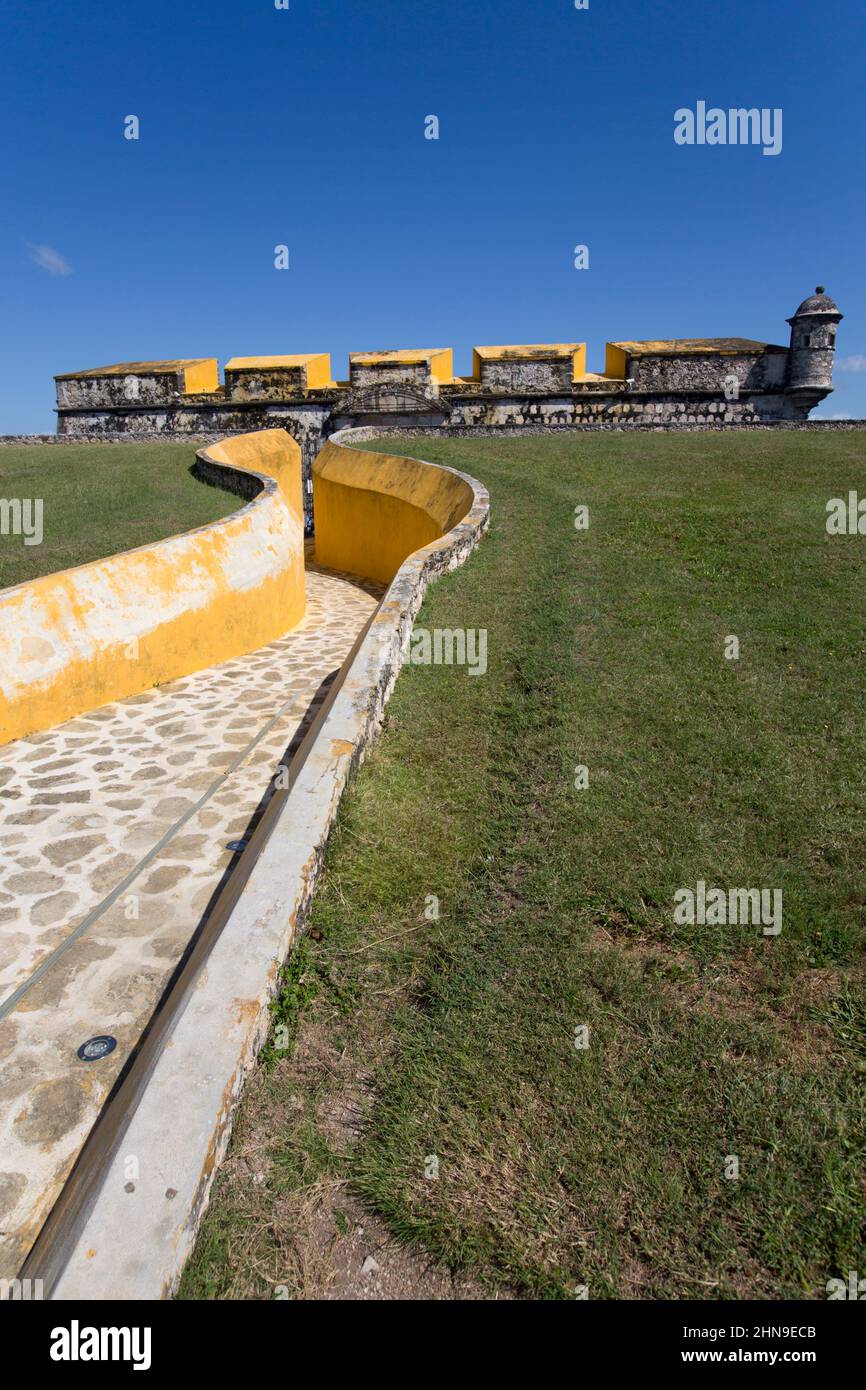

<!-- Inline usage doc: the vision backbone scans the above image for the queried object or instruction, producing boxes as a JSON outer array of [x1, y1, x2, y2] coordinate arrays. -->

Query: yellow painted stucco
[[604, 344, 629, 380], [225, 354, 333, 387], [313, 438, 475, 586], [180, 359, 220, 393], [0, 430, 305, 746]]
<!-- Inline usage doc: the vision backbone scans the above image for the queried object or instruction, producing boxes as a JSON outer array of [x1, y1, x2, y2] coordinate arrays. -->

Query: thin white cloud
[[837, 354, 866, 374], [812, 411, 853, 420], [27, 242, 72, 276]]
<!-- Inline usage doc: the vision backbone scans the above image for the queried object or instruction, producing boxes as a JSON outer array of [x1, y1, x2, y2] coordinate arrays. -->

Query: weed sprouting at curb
[[261, 941, 321, 1070], [261, 936, 360, 1070]]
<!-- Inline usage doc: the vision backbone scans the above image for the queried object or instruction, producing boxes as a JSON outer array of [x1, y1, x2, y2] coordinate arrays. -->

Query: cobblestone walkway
[[0, 559, 382, 1278]]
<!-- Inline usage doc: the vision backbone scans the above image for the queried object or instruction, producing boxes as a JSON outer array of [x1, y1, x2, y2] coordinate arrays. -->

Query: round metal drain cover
[[77, 1035, 117, 1063]]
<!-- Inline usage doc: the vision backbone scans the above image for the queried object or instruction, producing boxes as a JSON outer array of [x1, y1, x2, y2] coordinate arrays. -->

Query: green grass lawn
[[0, 442, 237, 589], [182, 430, 866, 1301]]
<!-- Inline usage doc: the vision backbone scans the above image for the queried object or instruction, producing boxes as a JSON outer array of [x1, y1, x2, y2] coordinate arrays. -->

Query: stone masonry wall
[[786, 346, 837, 392], [55, 373, 186, 409], [226, 368, 306, 401], [479, 360, 574, 392], [350, 363, 431, 389], [446, 392, 802, 429], [628, 352, 787, 393], [339, 420, 866, 442], [57, 402, 331, 442]]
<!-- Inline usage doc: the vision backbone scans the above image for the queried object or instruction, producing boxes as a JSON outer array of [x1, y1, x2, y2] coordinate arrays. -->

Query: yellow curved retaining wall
[[313, 437, 476, 584], [0, 429, 305, 747]]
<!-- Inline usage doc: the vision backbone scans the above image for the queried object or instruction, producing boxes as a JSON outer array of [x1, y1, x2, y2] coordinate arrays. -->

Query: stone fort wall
[[48, 289, 846, 529]]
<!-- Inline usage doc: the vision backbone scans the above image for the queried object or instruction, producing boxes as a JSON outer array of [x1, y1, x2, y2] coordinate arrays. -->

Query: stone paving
[[0, 555, 383, 1278]]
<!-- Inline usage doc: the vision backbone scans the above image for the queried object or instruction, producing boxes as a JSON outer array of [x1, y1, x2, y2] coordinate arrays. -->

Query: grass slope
[[182, 431, 866, 1300], [0, 443, 236, 589]]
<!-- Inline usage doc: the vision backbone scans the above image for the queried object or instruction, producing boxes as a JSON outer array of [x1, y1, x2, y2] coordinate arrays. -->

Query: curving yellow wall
[[313, 437, 476, 585], [0, 430, 306, 747]]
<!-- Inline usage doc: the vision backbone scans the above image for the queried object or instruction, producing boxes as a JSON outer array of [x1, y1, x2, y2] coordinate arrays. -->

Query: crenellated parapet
[[224, 354, 334, 400], [471, 343, 587, 392], [55, 359, 220, 409], [348, 349, 453, 392]]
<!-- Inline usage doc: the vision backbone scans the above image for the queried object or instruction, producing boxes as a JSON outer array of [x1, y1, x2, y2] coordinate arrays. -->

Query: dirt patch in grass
[[588, 922, 858, 1071], [182, 967, 508, 1300]]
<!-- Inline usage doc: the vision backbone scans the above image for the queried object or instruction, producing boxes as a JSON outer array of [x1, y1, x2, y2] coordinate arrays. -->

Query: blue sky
[[1, 0, 864, 431]]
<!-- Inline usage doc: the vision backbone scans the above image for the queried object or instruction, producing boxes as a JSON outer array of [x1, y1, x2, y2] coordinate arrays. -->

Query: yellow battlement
[[605, 338, 783, 379], [224, 354, 333, 388], [472, 343, 587, 382], [54, 359, 219, 394], [349, 349, 453, 384]]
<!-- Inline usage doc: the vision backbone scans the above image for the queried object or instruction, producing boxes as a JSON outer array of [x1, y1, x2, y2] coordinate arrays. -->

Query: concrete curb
[[49, 429, 489, 1299]]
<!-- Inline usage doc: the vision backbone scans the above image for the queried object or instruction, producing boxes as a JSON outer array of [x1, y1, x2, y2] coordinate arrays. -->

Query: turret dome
[[789, 287, 842, 320]]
